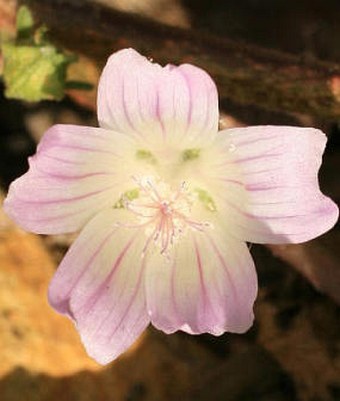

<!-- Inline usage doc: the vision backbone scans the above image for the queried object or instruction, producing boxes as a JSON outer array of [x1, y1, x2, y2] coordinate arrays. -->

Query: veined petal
[[209, 126, 339, 244], [3, 124, 138, 234], [48, 208, 149, 365], [145, 225, 257, 336], [97, 48, 219, 145]]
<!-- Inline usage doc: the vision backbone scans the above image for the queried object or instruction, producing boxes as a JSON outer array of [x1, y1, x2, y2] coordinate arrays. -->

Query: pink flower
[[4, 49, 338, 364]]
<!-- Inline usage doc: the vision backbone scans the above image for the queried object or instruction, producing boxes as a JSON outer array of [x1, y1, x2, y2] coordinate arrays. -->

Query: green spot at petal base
[[194, 188, 217, 212], [136, 149, 157, 164], [114, 188, 140, 209], [182, 148, 201, 162]]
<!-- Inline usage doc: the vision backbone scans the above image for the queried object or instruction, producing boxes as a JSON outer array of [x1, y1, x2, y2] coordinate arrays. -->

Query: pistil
[[125, 176, 212, 257]]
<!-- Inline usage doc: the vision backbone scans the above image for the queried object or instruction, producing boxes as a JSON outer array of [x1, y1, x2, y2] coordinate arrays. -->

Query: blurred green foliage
[[1, 6, 89, 102]]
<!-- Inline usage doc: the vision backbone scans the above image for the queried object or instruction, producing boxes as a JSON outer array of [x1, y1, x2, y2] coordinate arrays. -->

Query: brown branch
[[267, 241, 340, 305], [25, 0, 340, 122]]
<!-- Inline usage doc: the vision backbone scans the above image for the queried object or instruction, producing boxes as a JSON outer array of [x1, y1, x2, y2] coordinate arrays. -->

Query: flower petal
[[145, 226, 257, 336], [97, 48, 219, 144], [3, 124, 138, 234], [48, 208, 149, 364], [209, 126, 339, 244]]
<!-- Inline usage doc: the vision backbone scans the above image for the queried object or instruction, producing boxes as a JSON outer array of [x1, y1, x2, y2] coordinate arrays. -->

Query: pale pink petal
[[145, 227, 257, 336], [97, 48, 218, 144], [48, 208, 149, 364], [208, 126, 339, 244], [3, 124, 137, 234]]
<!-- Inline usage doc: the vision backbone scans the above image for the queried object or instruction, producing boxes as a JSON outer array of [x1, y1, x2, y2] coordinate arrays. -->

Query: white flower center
[[124, 176, 212, 257]]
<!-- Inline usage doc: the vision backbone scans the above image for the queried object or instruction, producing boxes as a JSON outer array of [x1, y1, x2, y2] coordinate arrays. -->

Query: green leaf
[[16, 6, 34, 40], [2, 43, 71, 101], [2, 5, 91, 102], [33, 25, 49, 46]]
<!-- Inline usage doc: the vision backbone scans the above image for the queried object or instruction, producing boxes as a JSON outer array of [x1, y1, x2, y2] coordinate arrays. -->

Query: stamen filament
[[125, 177, 213, 256]]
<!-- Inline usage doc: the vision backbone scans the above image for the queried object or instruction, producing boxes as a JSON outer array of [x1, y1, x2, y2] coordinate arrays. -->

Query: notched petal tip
[[3, 177, 31, 231], [105, 47, 152, 67], [3, 124, 135, 235], [48, 281, 120, 366], [47, 280, 74, 319], [97, 47, 219, 141], [216, 125, 338, 244], [146, 229, 257, 338], [47, 209, 150, 365], [297, 195, 339, 243]]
